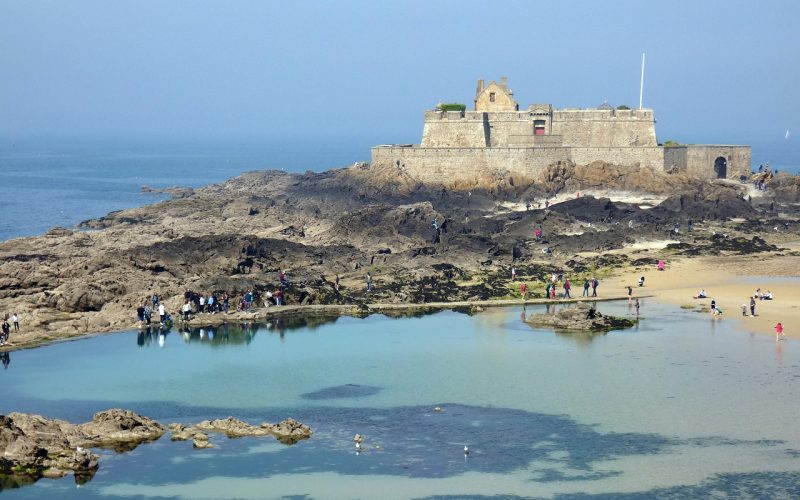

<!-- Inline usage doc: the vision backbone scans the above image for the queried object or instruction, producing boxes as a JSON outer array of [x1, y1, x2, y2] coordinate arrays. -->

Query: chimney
[[500, 76, 508, 87], [476, 79, 484, 95]]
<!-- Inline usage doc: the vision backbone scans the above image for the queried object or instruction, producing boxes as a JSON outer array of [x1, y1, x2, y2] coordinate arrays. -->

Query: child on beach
[[741, 304, 747, 317], [776, 323, 785, 341]]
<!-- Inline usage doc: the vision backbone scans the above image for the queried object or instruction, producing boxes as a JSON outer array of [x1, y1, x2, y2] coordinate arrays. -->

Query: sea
[[0, 139, 373, 242], [0, 138, 796, 242], [1, 302, 799, 498]]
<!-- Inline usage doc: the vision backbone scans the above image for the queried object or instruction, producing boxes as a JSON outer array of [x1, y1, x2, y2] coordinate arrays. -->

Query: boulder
[[526, 303, 635, 331], [77, 409, 165, 449]]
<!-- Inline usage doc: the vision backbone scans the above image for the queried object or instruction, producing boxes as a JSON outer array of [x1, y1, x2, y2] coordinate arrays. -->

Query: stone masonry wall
[[551, 109, 657, 147], [371, 147, 570, 183], [684, 146, 752, 179]]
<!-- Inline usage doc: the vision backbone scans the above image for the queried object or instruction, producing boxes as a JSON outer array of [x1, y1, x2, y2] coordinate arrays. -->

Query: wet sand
[[604, 250, 800, 339]]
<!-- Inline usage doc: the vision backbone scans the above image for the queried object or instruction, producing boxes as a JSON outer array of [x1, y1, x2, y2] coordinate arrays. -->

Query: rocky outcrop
[[0, 164, 796, 350], [169, 416, 312, 447], [526, 303, 635, 331], [1, 410, 311, 487], [0, 409, 164, 485]]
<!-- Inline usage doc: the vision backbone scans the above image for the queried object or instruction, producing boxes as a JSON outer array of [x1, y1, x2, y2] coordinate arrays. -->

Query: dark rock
[[526, 303, 635, 331]]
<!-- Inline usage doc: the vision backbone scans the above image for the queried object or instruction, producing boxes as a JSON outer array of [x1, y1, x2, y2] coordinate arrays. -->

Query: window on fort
[[489, 92, 496, 102], [534, 120, 546, 135]]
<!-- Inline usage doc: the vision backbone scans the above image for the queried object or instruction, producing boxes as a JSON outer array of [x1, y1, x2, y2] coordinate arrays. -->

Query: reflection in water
[[0, 351, 8, 370], [133, 316, 347, 348]]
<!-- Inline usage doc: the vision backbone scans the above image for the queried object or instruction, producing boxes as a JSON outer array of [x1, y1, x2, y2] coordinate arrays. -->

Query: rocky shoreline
[[0, 161, 798, 352], [0, 409, 312, 488]]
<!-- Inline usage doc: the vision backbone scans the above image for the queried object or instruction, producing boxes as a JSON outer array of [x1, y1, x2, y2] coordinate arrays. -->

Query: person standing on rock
[[158, 303, 166, 326], [335, 274, 340, 292], [511, 266, 516, 281], [11, 313, 19, 332], [520, 282, 527, 300], [563, 278, 571, 299], [366, 272, 373, 292], [222, 293, 229, 314], [182, 300, 191, 321], [136, 305, 145, 324], [0, 318, 9, 346], [143, 303, 152, 325], [591, 278, 598, 297], [583, 279, 590, 297], [199, 295, 206, 313]]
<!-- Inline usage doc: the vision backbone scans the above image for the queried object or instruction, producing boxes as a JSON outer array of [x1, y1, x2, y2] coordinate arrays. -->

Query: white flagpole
[[639, 53, 646, 110]]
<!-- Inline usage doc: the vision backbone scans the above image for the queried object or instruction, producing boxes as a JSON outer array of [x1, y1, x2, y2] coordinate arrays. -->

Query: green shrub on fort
[[663, 140, 683, 147], [616, 104, 631, 110], [440, 103, 466, 112]]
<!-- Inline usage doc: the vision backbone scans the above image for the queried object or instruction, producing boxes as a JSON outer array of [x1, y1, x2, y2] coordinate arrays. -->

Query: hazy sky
[[1, 0, 798, 148]]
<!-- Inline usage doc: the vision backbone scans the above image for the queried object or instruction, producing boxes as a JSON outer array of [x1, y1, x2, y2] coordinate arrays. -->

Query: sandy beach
[[604, 244, 800, 339]]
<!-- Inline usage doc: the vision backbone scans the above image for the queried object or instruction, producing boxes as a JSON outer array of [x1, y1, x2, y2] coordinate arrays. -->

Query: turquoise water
[[2, 300, 799, 498]]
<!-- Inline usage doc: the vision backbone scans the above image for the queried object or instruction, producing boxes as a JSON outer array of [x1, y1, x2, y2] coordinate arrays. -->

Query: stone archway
[[713, 156, 727, 179]]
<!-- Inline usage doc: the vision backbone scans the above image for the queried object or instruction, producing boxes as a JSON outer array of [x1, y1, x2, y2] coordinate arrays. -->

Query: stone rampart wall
[[570, 147, 664, 169], [421, 108, 658, 149], [371, 147, 570, 183]]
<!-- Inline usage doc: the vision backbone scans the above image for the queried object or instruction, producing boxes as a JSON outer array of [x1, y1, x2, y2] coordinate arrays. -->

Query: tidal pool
[[1, 300, 799, 498]]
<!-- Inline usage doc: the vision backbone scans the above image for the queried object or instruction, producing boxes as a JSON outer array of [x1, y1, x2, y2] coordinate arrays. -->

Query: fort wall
[[376, 78, 751, 183], [372, 146, 666, 184]]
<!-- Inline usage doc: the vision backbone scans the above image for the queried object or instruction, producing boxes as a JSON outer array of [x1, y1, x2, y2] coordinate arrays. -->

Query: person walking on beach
[[366, 272, 373, 292], [563, 278, 571, 299], [710, 299, 716, 315], [591, 278, 598, 297], [775, 323, 785, 341], [634, 298, 640, 316], [750, 296, 757, 316], [11, 313, 18, 332]]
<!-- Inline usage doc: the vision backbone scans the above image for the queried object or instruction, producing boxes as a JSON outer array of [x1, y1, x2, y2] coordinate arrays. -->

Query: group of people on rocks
[[136, 294, 169, 326], [540, 272, 599, 300], [137, 269, 302, 325], [1, 313, 19, 346]]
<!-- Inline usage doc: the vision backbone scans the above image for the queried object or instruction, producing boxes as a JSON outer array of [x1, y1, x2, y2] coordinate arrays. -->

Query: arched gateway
[[714, 156, 727, 179]]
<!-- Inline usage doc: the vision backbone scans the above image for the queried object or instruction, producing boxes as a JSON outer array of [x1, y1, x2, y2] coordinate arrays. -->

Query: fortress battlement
[[372, 78, 750, 183]]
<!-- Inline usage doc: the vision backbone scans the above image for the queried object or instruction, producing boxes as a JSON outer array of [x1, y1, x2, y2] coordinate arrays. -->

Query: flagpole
[[639, 53, 645, 110]]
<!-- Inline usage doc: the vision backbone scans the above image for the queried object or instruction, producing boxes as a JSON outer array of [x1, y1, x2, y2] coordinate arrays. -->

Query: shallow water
[[1, 300, 799, 498]]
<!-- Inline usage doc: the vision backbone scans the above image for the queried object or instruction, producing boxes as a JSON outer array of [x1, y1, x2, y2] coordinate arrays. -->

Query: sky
[[1, 0, 798, 155]]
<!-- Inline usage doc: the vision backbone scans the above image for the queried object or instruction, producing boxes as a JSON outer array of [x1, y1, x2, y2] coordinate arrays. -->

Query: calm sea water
[[1, 301, 799, 498], [0, 140, 371, 242], [0, 139, 796, 243]]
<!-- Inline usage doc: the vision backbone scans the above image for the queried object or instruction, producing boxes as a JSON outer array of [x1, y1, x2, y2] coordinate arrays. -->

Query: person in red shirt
[[776, 323, 785, 341]]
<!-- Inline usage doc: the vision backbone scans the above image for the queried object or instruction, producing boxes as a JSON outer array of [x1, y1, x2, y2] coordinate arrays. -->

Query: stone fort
[[371, 77, 750, 183]]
